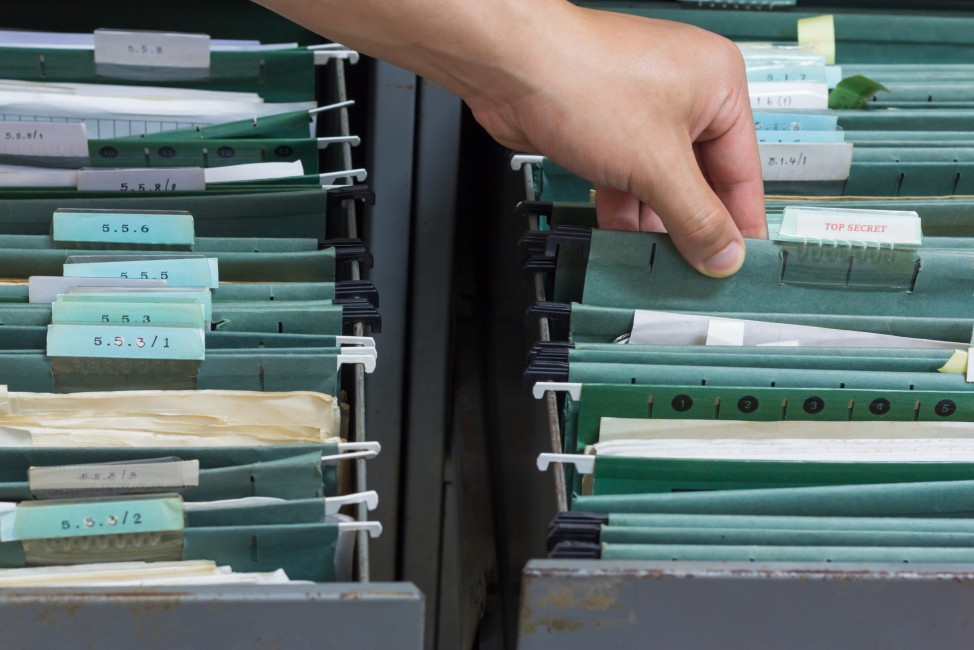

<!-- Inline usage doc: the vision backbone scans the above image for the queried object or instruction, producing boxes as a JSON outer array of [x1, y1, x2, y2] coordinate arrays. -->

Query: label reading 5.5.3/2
[[0, 496, 184, 542]]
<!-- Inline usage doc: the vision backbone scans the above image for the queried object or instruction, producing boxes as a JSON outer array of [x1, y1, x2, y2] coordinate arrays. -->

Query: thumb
[[641, 137, 747, 278]]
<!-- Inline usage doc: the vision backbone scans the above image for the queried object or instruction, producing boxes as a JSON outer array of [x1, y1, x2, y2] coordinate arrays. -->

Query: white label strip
[[759, 142, 854, 182], [0, 122, 88, 159], [779, 206, 922, 247], [29, 461, 200, 492], [77, 167, 205, 192], [28, 277, 168, 303], [94, 30, 210, 70], [748, 82, 829, 110]]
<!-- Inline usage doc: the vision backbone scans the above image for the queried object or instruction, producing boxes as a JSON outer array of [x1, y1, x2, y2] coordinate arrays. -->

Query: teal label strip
[[62, 258, 218, 288], [47, 323, 206, 361], [51, 300, 206, 328], [0, 496, 184, 542], [59, 290, 213, 322], [53, 210, 195, 246]]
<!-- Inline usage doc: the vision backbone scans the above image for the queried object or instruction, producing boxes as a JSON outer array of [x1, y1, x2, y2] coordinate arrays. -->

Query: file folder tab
[[51, 300, 207, 329], [46, 323, 206, 361], [0, 495, 184, 542], [63, 257, 219, 289], [777, 207, 922, 248], [29, 460, 200, 497], [93, 30, 210, 81], [0, 121, 89, 166], [52, 209, 196, 248], [76, 168, 206, 193]]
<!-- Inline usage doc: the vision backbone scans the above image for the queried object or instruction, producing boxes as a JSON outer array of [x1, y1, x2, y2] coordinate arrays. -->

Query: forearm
[[252, 0, 573, 106]]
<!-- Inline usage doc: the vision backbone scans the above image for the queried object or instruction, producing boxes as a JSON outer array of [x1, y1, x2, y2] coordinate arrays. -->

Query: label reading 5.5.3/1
[[46, 323, 206, 361]]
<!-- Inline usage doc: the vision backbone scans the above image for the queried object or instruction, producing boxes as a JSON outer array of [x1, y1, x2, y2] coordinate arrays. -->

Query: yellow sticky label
[[937, 349, 968, 375], [798, 15, 835, 65]]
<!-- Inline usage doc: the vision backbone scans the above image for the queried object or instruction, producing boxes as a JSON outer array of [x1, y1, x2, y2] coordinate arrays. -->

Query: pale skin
[[253, 0, 768, 277]]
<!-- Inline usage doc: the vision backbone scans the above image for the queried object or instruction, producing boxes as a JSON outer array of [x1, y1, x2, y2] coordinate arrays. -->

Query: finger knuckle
[[683, 205, 727, 246]]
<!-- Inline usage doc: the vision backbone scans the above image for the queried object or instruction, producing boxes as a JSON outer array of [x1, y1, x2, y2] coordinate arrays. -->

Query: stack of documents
[[520, 200, 974, 563], [0, 27, 380, 585]]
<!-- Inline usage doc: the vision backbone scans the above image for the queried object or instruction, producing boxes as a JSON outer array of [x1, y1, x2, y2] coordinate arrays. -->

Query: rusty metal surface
[[518, 560, 974, 650], [0, 583, 424, 650]]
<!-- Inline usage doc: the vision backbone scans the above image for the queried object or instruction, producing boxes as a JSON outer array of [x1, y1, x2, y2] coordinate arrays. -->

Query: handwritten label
[[53, 209, 196, 247], [753, 112, 838, 132], [746, 64, 827, 84], [0, 121, 89, 160], [749, 82, 829, 110], [757, 131, 844, 144], [0, 496, 184, 541], [29, 461, 200, 492], [60, 290, 213, 322], [76, 168, 205, 193], [778, 206, 922, 247], [46, 323, 206, 361], [759, 142, 854, 181], [51, 300, 206, 328], [62, 258, 218, 289], [94, 30, 210, 71]]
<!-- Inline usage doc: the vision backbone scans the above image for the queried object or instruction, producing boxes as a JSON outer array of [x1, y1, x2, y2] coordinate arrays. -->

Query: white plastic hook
[[532, 382, 582, 400], [325, 490, 379, 515], [313, 49, 361, 65], [335, 335, 376, 348], [536, 453, 594, 474], [308, 100, 355, 115], [338, 521, 382, 538], [318, 135, 361, 149], [319, 168, 368, 185], [510, 154, 544, 171], [337, 352, 376, 373]]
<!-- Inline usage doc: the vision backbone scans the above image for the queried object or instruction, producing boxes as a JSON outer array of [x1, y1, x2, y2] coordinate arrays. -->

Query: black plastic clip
[[322, 237, 374, 269], [527, 340, 574, 364], [516, 230, 551, 264], [335, 280, 380, 308], [335, 297, 382, 334], [548, 541, 602, 560], [523, 358, 570, 390], [524, 301, 571, 328], [326, 184, 376, 215], [521, 254, 557, 280], [545, 226, 592, 259], [546, 512, 607, 552], [514, 200, 554, 223]]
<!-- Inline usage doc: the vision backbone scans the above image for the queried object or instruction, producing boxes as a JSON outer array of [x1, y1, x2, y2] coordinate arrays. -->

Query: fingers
[[698, 104, 768, 240], [640, 134, 747, 278], [595, 186, 669, 232], [594, 185, 640, 230]]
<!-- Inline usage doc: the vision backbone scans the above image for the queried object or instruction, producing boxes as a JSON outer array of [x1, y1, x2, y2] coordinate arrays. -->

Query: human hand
[[464, 6, 767, 277]]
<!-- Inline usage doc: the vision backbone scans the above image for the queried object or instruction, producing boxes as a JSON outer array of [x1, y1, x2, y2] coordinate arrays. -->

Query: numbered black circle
[[671, 394, 693, 412], [274, 145, 294, 157], [737, 395, 759, 414], [869, 398, 891, 416], [217, 146, 235, 159], [935, 399, 957, 417], [803, 396, 824, 414], [157, 146, 176, 158], [98, 146, 118, 159]]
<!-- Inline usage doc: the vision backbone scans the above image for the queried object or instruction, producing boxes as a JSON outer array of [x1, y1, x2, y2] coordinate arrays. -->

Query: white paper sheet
[[629, 309, 959, 348]]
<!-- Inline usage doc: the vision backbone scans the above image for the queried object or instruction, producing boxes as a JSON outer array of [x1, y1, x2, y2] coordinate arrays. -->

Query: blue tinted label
[[47, 323, 206, 360], [53, 210, 195, 246], [0, 496, 184, 542], [51, 300, 206, 328], [63, 258, 218, 288]]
